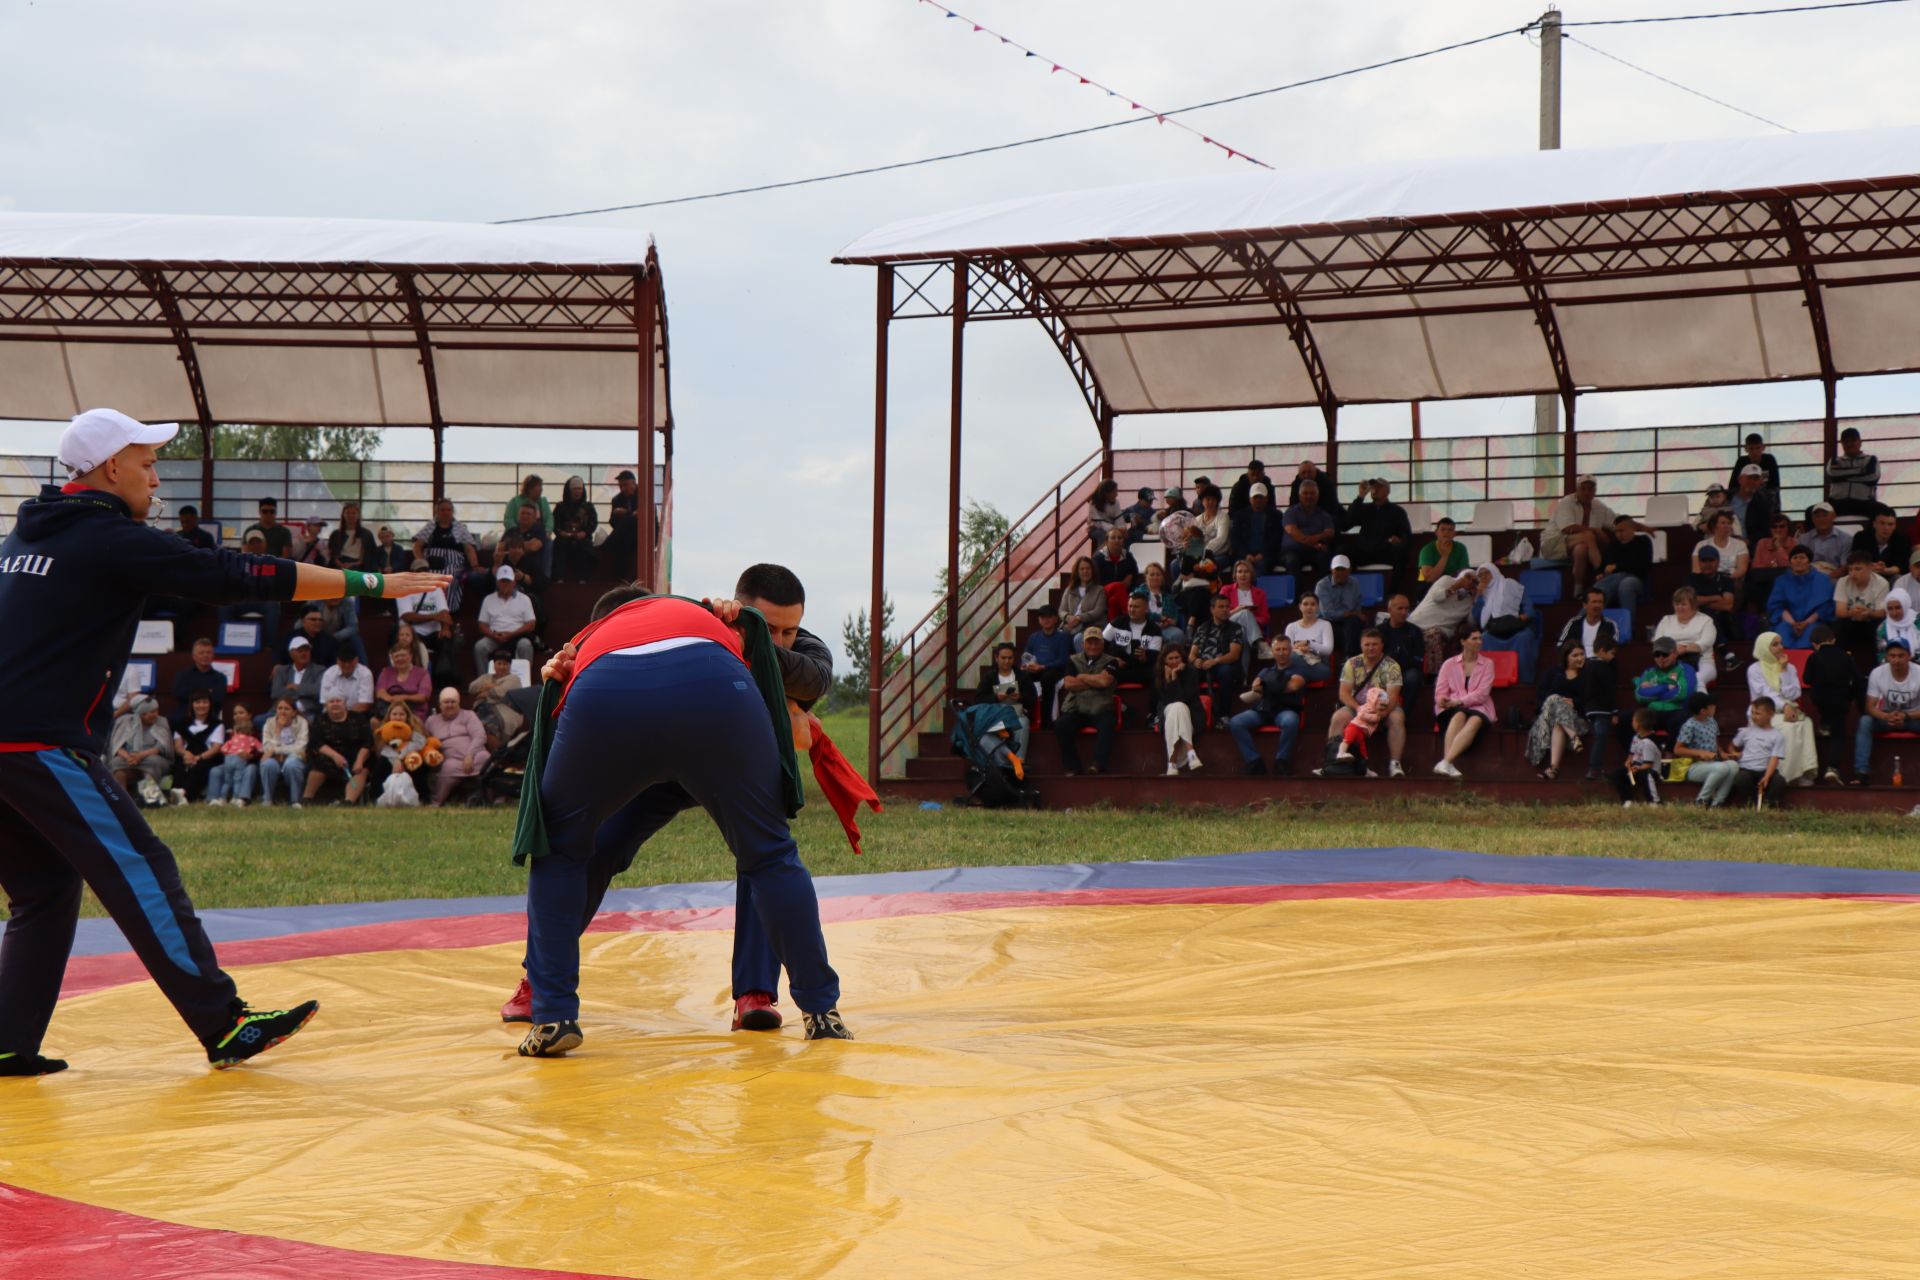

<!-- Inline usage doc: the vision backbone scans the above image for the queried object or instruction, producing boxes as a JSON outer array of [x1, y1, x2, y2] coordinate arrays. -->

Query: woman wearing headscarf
[[1408, 568, 1477, 677], [1746, 632, 1818, 786], [551, 475, 599, 584], [1878, 588, 1918, 660], [1473, 562, 1539, 684]]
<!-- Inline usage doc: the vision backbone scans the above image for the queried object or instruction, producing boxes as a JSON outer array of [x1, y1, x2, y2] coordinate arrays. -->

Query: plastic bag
[[376, 771, 421, 808], [1507, 536, 1536, 565]]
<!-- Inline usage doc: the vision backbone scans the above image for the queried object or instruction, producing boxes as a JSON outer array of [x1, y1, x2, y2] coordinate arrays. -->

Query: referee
[[0, 410, 449, 1074]]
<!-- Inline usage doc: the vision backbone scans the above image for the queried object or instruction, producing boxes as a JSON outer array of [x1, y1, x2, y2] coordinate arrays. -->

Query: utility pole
[[1534, 7, 1563, 497]]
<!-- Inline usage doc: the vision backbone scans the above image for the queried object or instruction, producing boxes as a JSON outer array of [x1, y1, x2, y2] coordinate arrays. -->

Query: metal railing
[[0, 456, 667, 547], [1575, 413, 1920, 523], [874, 448, 1102, 777]]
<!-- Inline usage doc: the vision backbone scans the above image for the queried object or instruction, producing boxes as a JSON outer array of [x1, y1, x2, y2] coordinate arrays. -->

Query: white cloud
[[2, 0, 1915, 667]]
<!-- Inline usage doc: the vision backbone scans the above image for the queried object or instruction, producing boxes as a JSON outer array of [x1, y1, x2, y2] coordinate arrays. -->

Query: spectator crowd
[[114, 471, 642, 811], [994, 433, 1919, 806]]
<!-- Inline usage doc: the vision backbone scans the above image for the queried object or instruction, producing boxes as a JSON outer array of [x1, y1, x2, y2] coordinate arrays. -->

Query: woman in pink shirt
[[424, 687, 491, 807], [1222, 559, 1270, 654], [1432, 626, 1496, 778], [375, 643, 431, 717]]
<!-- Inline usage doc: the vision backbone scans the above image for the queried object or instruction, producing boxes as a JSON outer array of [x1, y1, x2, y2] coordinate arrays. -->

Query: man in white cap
[[1542, 475, 1616, 594], [475, 563, 538, 667], [1797, 501, 1853, 579], [1313, 554, 1367, 658], [1728, 463, 1779, 546], [0, 409, 449, 1076]]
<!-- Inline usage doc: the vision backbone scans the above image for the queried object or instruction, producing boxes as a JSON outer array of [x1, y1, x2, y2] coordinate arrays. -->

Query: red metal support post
[[945, 260, 968, 706], [637, 270, 660, 588], [1098, 404, 1114, 482], [869, 265, 893, 784]]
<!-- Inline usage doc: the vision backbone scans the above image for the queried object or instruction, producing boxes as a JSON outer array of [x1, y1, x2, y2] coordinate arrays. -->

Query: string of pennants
[[914, 0, 1271, 168]]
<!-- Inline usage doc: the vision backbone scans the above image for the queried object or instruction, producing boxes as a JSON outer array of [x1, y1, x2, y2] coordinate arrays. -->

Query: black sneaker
[[1240, 759, 1266, 776], [0, 1051, 67, 1077], [802, 1010, 854, 1041], [204, 1000, 319, 1069], [518, 1020, 584, 1057]]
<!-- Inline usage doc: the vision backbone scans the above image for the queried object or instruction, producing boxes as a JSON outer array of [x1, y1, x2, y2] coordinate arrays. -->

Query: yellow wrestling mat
[[7, 895, 1920, 1278]]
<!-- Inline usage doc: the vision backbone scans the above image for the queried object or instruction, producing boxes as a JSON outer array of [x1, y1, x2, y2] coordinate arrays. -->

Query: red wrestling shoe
[[731, 991, 783, 1032], [501, 977, 533, 1024]]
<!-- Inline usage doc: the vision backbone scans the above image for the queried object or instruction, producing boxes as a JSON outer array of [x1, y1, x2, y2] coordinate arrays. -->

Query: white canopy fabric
[[0, 211, 670, 431], [838, 127, 1920, 418]]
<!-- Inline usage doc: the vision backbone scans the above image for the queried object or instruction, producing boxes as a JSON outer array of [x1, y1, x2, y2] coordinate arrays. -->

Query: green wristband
[[344, 570, 383, 599]]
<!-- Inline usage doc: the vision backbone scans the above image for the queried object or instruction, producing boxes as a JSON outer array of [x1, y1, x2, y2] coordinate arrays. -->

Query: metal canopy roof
[[837, 127, 1920, 427], [0, 211, 672, 432]]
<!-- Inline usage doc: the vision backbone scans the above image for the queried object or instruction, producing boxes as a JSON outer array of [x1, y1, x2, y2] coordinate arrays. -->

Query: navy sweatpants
[[558, 782, 782, 1000], [525, 644, 838, 1023], [0, 748, 239, 1054]]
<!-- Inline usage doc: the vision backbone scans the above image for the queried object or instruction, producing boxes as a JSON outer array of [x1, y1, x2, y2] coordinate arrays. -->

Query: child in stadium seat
[[1579, 633, 1621, 781], [1726, 696, 1786, 808], [1612, 708, 1663, 807], [1332, 686, 1389, 776], [1675, 694, 1738, 807], [1804, 623, 1861, 786]]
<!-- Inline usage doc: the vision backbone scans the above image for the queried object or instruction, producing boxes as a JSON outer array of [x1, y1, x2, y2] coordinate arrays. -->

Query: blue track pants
[[524, 644, 838, 1022], [0, 748, 239, 1054]]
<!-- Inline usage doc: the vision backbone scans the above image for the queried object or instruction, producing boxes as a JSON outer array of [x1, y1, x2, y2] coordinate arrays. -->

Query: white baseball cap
[[1248, 483, 1270, 499], [496, 565, 517, 580], [1330, 554, 1352, 570], [58, 409, 178, 479], [287, 635, 310, 650]]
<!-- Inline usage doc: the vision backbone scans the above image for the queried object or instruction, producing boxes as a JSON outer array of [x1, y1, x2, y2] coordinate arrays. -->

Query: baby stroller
[[950, 701, 1039, 809]]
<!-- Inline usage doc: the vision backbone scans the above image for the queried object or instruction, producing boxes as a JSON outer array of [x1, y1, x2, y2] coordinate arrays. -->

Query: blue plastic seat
[[1519, 569, 1563, 607], [1602, 607, 1634, 644], [1255, 575, 1295, 608], [1351, 571, 1386, 608]]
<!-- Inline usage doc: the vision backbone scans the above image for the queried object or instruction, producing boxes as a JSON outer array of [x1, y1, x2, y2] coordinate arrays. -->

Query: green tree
[[836, 595, 897, 705], [159, 424, 383, 462], [933, 498, 1017, 607]]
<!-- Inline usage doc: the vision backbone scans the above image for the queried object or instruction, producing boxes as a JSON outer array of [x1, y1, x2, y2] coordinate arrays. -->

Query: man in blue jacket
[[0, 410, 448, 1076]]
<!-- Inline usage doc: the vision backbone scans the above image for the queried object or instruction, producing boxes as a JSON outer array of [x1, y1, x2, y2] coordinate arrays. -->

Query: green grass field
[[62, 712, 1918, 916]]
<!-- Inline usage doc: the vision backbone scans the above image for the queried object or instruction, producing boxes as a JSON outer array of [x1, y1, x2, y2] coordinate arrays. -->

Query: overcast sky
[[3, 0, 1917, 664]]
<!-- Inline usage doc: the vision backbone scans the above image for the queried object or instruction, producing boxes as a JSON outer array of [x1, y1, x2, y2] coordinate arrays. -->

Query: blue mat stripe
[[70, 847, 1920, 957]]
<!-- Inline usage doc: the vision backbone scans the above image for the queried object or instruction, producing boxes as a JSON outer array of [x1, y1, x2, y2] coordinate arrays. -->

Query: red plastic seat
[[1485, 649, 1519, 688], [1785, 649, 1811, 680]]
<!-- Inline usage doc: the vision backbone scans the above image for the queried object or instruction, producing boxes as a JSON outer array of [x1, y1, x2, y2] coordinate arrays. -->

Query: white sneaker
[[1166, 763, 1181, 777], [168, 788, 187, 806], [1184, 751, 1202, 772], [1622, 800, 1634, 808], [1255, 641, 1274, 661], [1434, 761, 1462, 779], [288, 801, 303, 810], [231, 798, 247, 809], [206, 798, 226, 807], [1388, 760, 1405, 779]]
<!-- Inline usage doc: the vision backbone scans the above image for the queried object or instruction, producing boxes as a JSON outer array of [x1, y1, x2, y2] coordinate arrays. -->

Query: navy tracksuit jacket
[[0, 485, 297, 1054]]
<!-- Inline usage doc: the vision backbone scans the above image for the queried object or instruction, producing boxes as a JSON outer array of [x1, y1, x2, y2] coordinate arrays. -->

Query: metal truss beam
[[1769, 198, 1840, 444], [1221, 240, 1339, 435], [1485, 222, 1577, 428]]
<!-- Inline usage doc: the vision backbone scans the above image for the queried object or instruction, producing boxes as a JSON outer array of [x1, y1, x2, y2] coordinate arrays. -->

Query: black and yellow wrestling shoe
[[0, 1051, 68, 1076], [518, 1020, 583, 1057], [204, 1000, 320, 1069], [802, 1010, 854, 1041]]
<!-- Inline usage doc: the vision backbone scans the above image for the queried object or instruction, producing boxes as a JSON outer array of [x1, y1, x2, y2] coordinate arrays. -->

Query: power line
[[1561, 0, 1911, 26], [494, 24, 1527, 223], [495, 0, 1912, 225], [1566, 33, 1797, 132]]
